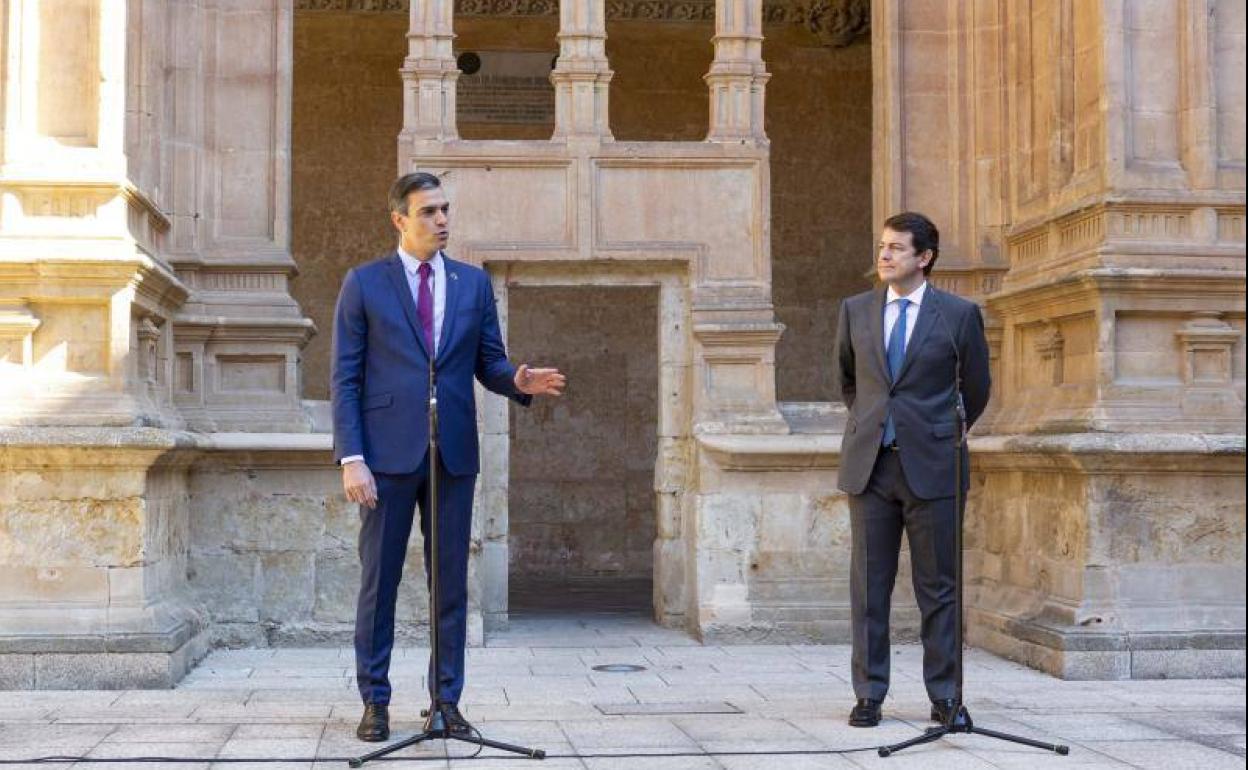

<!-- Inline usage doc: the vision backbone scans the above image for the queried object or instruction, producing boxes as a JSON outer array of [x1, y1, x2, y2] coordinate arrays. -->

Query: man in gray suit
[[833, 211, 991, 728]]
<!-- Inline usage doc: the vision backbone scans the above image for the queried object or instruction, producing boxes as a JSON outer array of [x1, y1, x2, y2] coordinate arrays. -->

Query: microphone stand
[[879, 300, 1068, 759], [350, 357, 545, 767]]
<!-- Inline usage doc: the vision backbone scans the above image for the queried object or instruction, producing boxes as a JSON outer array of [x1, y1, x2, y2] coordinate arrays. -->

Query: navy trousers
[[354, 453, 476, 706]]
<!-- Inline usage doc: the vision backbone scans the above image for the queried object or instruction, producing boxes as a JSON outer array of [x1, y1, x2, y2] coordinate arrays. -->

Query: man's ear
[[390, 210, 404, 234], [919, 249, 934, 269]]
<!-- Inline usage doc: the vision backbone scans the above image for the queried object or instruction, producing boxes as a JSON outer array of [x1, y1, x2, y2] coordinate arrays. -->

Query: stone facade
[[0, 0, 1243, 688]]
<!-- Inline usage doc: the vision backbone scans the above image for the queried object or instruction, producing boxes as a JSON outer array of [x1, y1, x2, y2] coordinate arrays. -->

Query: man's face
[[392, 186, 450, 258], [876, 227, 931, 288]]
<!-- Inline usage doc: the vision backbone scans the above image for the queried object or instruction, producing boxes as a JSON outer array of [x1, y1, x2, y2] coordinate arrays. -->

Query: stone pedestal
[[967, 434, 1246, 680], [0, 429, 207, 689]]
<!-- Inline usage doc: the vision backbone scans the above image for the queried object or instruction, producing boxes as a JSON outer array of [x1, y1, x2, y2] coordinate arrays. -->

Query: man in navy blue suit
[[332, 172, 565, 742]]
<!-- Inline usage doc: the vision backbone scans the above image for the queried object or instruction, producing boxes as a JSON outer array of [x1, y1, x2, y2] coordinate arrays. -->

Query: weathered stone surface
[[0, 655, 35, 689]]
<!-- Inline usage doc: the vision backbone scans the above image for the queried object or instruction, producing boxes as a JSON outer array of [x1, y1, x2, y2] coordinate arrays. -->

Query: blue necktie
[[881, 298, 911, 447]]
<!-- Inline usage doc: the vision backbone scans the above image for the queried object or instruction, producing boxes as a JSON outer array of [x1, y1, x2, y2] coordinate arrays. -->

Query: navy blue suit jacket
[[331, 252, 530, 476]]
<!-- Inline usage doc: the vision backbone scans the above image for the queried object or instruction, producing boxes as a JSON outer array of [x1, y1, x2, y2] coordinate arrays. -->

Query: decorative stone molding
[[1034, 324, 1065, 387], [294, 0, 871, 47], [928, 267, 1008, 302], [987, 269, 1246, 435], [1004, 199, 1246, 287], [1176, 312, 1241, 386], [693, 321, 786, 433], [802, 0, 869, 47], [0, 304, 40, 367]]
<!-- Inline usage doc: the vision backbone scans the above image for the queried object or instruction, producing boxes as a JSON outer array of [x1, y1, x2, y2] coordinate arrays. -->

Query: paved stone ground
[[0, 616, 1243, 769]]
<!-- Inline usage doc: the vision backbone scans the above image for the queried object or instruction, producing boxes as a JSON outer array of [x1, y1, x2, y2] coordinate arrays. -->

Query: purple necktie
[[417, 262, 434, 354]]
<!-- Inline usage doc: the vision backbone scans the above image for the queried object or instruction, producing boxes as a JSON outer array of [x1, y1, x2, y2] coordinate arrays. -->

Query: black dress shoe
[[441, 703, 474, 736], [356, 703, 390, 742], [423, 703, 474, 736], [930, 698, 971, 728], [848, 698, 882, 727]]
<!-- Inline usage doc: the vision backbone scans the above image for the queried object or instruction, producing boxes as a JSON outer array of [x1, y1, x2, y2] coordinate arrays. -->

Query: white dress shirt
[[341, 248, 448, 467], [883, 281, 927, 353]]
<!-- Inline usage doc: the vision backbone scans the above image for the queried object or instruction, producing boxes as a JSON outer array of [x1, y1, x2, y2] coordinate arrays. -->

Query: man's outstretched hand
[[514, 364, 566, 396]]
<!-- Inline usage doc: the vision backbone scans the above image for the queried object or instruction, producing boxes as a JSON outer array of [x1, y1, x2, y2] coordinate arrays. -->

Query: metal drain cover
[[591, 663, 647, 673]]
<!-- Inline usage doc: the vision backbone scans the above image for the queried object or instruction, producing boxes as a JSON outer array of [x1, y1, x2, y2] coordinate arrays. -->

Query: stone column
[[0, 0, 186, 428], [0, 0, 207, 688], [169, 0, 314, 433], [551, 0, 613, 141], [400, 0, 458, 143], [876, 0, 1246, 678], [705, 0, 769, 143]]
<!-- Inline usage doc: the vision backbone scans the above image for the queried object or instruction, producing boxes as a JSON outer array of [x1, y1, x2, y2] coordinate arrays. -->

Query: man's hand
[[514, 364, 566, 396], [343, 460, 378, 508]]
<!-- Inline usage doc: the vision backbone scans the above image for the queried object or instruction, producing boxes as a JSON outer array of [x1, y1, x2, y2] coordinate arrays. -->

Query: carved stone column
[[551, 0, 613, 141], [0, 0, 187, 428], [0, 0, 206, 689], [169, 0, 314, 433], [400, 0, 459, 143], [705, 0, 769, 143], [875, 0, 1246, 679]]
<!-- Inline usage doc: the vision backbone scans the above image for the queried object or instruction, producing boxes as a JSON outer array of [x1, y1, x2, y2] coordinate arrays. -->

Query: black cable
[[0, 742, 910, 764]]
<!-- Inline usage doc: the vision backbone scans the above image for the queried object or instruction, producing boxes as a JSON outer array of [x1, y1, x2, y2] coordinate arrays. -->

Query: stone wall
[[506, 286, 659, 583], [290, 11, 872, 403], [187, 448, 362, 647]]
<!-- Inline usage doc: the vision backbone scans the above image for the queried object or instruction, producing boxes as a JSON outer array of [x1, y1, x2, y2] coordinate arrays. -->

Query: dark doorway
[[507, 285, 659, 616]]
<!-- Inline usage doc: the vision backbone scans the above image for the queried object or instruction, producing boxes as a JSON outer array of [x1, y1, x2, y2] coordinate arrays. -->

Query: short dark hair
[[389, 172, 442, 215], [883, 211, 940, 275]]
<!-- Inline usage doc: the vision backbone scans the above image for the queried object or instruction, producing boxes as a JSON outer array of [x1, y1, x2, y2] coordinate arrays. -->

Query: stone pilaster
[[705, 0, 769, 144], [550, 0, 613, 141], [400, 0, 459, 144], [875, 0, 1246, 678], [168, 0, 315, 433], [0, 0, 188, 429]]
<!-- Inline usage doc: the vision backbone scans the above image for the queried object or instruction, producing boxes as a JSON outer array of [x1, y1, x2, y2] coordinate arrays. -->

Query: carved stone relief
[[293, 0, 870, 46]]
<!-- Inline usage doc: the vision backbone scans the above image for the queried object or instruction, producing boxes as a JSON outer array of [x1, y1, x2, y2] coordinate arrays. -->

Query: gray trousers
[[849, 447, 958, 702]]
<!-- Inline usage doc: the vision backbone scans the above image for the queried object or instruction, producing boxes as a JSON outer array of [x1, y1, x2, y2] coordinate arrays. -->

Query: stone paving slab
[[0, 617, 1242, 769]]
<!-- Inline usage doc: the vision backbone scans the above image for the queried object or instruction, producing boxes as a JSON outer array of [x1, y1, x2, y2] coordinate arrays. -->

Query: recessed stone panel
[[29, 303, 109, 375], [1114, 313, 1183, 384], [422, 163, 573, 245], [216, 355, 287, 393], [595, 164, 760, 283]]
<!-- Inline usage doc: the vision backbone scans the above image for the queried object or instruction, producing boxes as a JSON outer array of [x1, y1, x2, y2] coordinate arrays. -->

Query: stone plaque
[[457, 50, 556, 125]]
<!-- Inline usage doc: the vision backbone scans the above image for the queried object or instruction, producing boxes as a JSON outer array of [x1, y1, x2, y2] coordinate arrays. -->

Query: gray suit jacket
[[833, 284, 991, 499]]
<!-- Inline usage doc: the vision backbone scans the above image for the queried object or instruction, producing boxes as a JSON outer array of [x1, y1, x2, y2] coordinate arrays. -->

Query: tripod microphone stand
[[350, 361, 545, 767], [879, 304, 1068, 758]]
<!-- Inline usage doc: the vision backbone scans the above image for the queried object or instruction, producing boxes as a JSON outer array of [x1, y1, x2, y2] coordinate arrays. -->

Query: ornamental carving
[[802, 0, 869, 47], [294, 0, 871, 46]]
